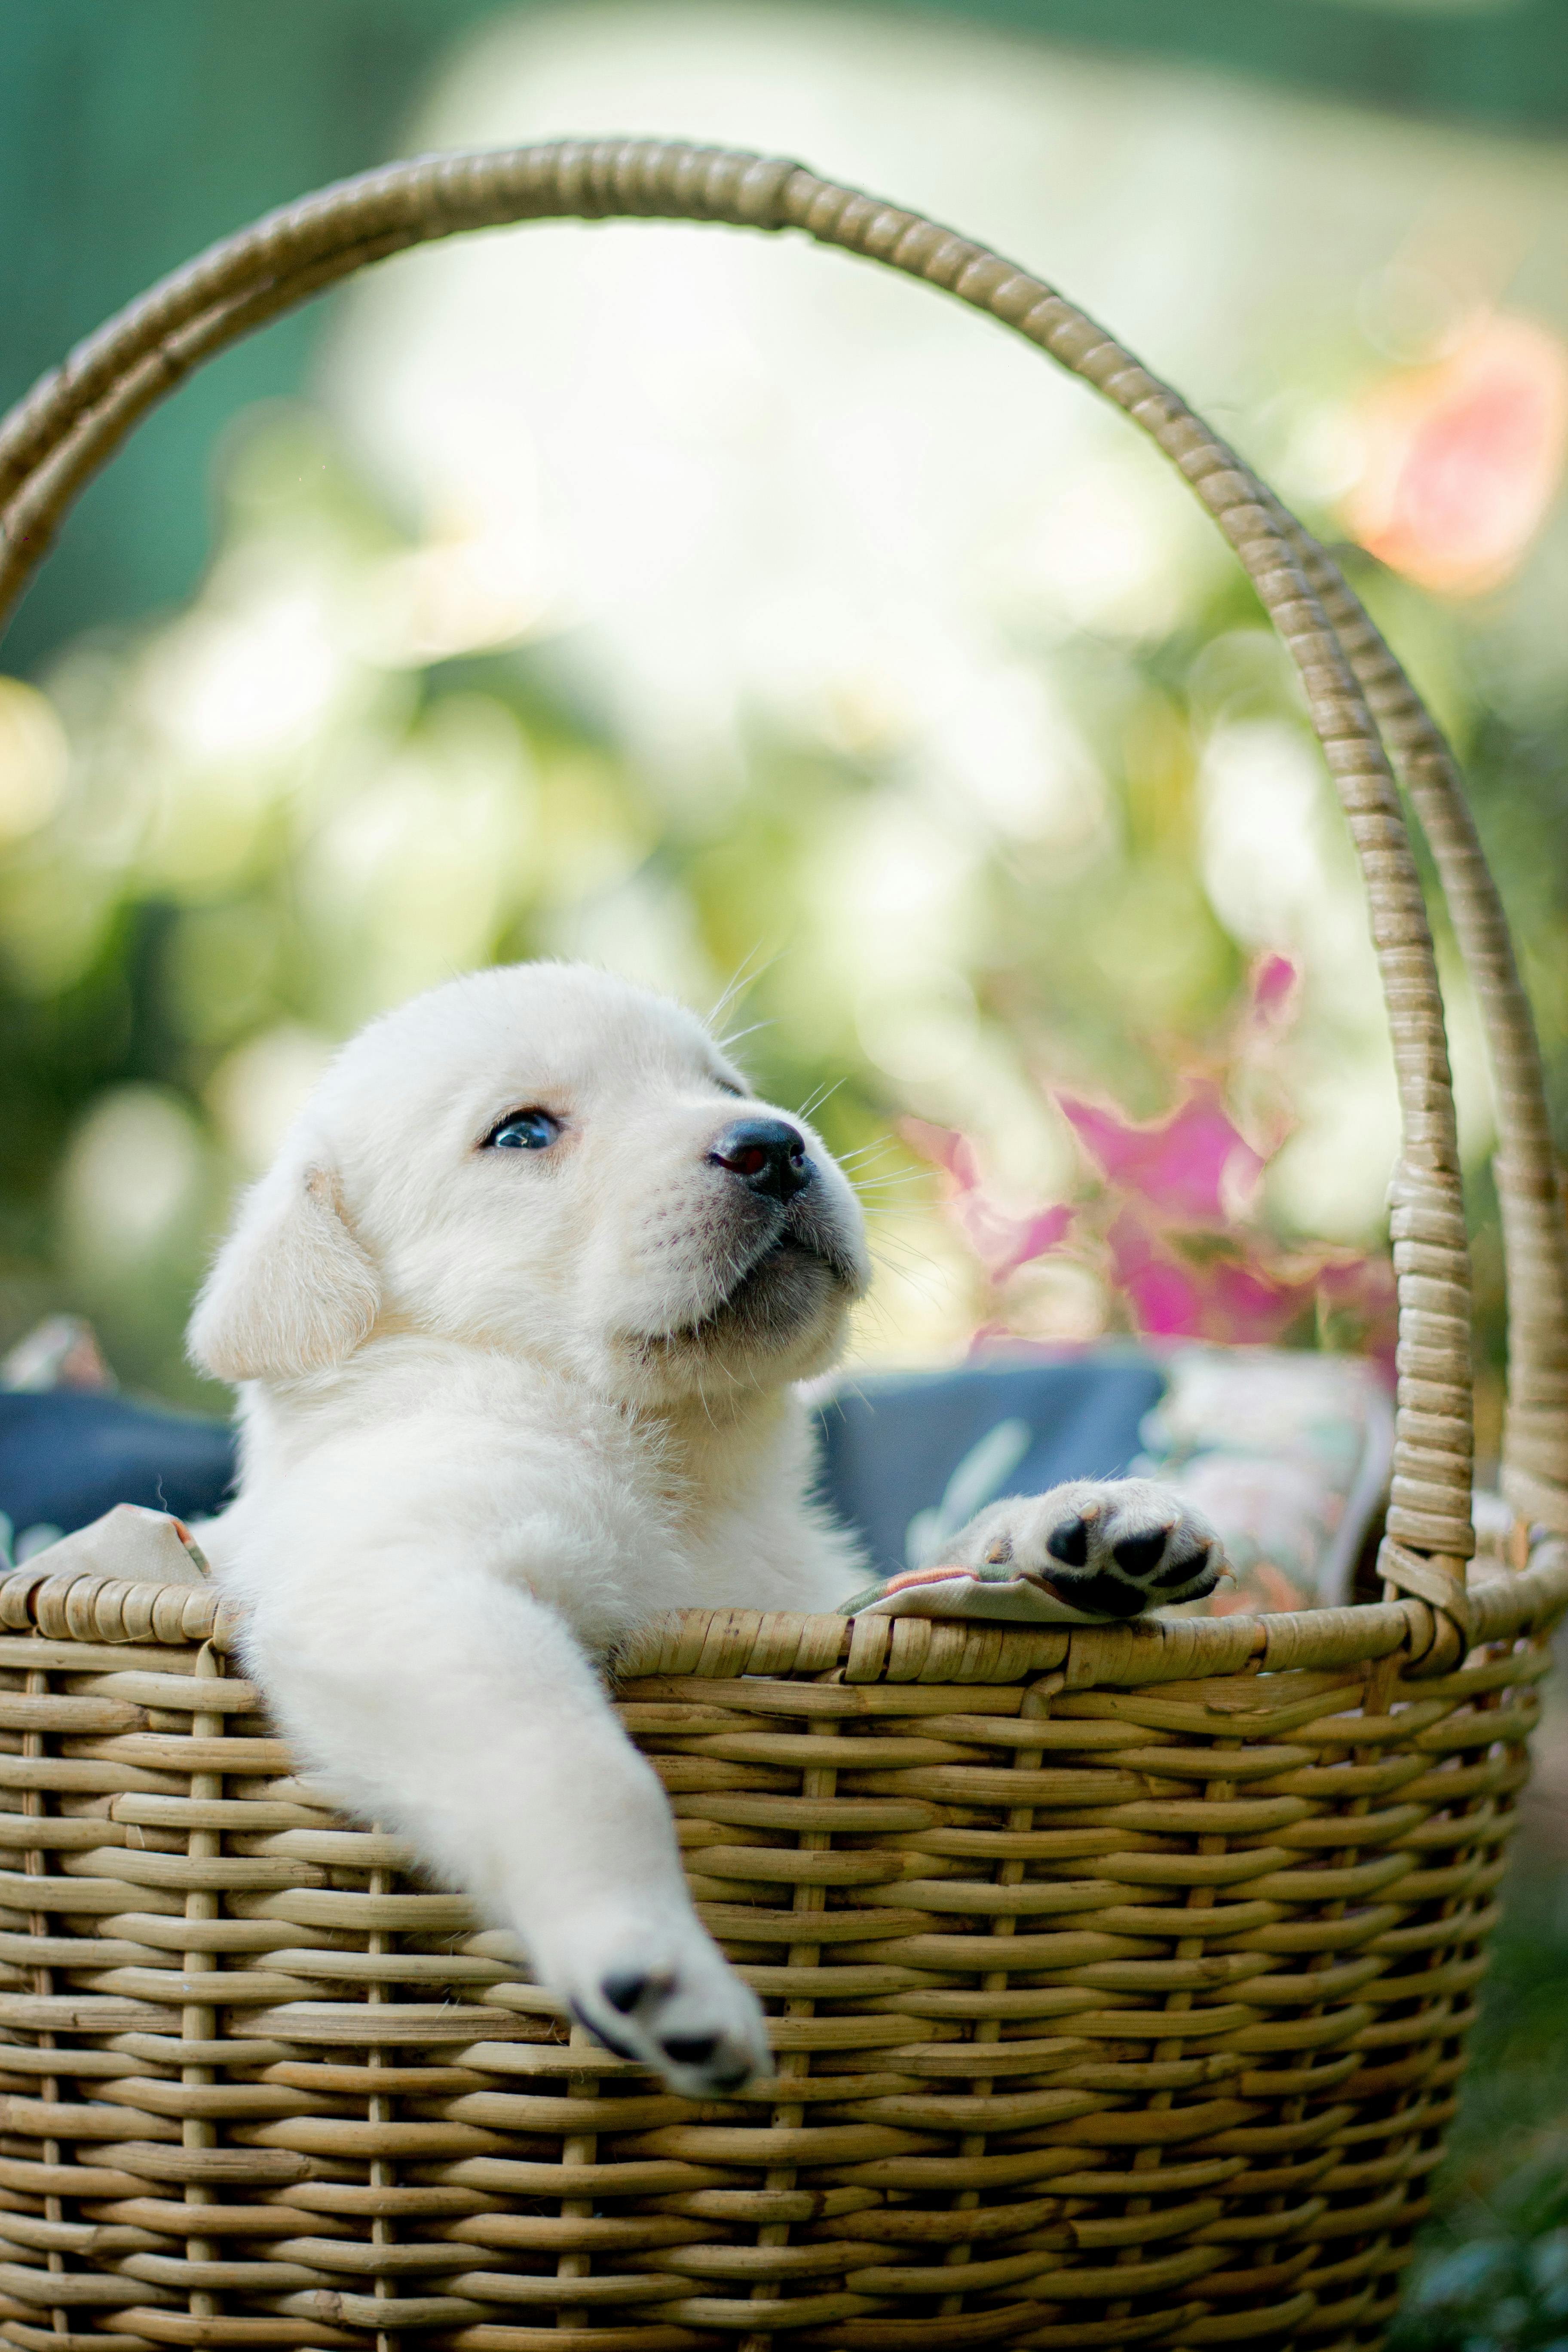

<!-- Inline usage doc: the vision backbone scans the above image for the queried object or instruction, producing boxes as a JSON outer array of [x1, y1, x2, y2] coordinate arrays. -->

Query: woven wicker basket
[[1, 139, 1567, 2352]]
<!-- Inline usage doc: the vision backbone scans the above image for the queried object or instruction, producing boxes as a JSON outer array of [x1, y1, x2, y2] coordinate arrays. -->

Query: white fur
[[193, 963, 869, 2093], [193, 960, 1216, 2095]]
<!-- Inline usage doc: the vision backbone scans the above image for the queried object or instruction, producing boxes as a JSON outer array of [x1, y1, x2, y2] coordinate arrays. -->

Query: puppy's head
[[188, 962, 869, 1404]]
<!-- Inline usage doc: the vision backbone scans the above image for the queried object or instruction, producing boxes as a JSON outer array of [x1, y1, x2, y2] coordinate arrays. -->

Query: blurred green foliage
[[9, 0, 1558, 682], [0, 398, 1561, 1426], [1390, 1838, 1568, 2352]]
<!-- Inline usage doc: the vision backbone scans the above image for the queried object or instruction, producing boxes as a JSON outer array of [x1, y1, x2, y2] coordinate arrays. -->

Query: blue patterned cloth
[[811, 1350, 1167, 1579], [2, 1351, 1167, 1577], [0, 1391, 236, 1551]]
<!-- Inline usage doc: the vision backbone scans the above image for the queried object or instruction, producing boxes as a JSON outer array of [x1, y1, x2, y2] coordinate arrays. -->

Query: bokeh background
[[4, 5, 1568, 2339]]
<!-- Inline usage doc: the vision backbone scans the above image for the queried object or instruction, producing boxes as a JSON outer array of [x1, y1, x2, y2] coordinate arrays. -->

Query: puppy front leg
[[236, 1544, 769, 2097]]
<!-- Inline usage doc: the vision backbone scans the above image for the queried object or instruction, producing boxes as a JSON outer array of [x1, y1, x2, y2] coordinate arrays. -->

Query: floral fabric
[[846, 1344, 1393, 1623], [1130, 1344, 1394, 1614]]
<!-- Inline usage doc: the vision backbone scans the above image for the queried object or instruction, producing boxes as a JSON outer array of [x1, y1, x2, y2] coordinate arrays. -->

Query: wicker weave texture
[[0, 1561, 1561, 2352]]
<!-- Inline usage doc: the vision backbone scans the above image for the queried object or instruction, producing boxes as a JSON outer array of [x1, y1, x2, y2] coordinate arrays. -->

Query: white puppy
[[191, 962, 1219, 2096]]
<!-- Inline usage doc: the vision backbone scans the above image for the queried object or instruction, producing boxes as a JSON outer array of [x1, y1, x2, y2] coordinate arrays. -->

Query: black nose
[[709, 1118, 814, 1204]]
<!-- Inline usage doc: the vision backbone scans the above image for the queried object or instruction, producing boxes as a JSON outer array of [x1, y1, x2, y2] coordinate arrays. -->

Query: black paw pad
[[1151, 1544, 1210, 1590], [1112, 1528, 1169, 1578], [1047, 1515, 1090, 1567], [661, 2034, 718, 2068], [571, 2000, 640, 2062], [1049, 1568, 1149, 1620], [601, 1970, 648, 2015]]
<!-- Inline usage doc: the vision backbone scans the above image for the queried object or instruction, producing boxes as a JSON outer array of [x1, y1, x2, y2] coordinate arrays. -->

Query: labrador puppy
[[191, 962, 1220, 2096]]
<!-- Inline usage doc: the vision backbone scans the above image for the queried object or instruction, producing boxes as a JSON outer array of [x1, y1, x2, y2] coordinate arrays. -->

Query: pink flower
[[901, 1051, 1395, 1358], [1249, 952, 1298, 1023], [899, 1117, 979, 1194], [1205, 1256, 1321, 1346], [1104, 1208, 1390, 1351], [1105, 1211, 1308, 1345], [901, 1118, 1075, 1282], [955, 1196, 1075, 1285], [1341, 311, 1568, 597], [1058, 1083, 1265, 1227]]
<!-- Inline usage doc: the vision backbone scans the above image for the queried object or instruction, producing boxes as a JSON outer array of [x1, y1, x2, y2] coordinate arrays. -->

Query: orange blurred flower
[[1340, 311, 1568, 596]]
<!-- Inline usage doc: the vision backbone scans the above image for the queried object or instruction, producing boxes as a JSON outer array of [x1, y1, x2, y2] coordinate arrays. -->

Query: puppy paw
[[563, 1915, 770, 2099], [946, 1477, 1224, 1619]]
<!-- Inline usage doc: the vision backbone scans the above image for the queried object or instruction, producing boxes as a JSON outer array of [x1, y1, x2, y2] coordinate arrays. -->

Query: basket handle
[[1260, 505, 1568, 1539], [9, 136, 1550, 1603]]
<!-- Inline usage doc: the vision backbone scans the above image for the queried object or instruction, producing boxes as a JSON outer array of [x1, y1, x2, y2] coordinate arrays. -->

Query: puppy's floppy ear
[[188, 1161, 379, 1383]]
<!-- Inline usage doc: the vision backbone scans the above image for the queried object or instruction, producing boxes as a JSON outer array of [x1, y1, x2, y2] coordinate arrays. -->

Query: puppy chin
[[618, 1240, 858, 1400]]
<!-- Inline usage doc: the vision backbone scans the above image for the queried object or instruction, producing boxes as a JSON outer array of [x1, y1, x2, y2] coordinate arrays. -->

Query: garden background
[[4, 6, 1568, 2340]]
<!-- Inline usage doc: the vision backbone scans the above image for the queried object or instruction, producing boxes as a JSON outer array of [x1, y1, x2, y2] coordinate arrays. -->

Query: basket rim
[[1, 1547, 1562, 1688]]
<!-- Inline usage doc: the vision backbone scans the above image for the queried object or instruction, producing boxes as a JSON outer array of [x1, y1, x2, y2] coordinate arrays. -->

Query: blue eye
[[485, 1110, 560, 1152]]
